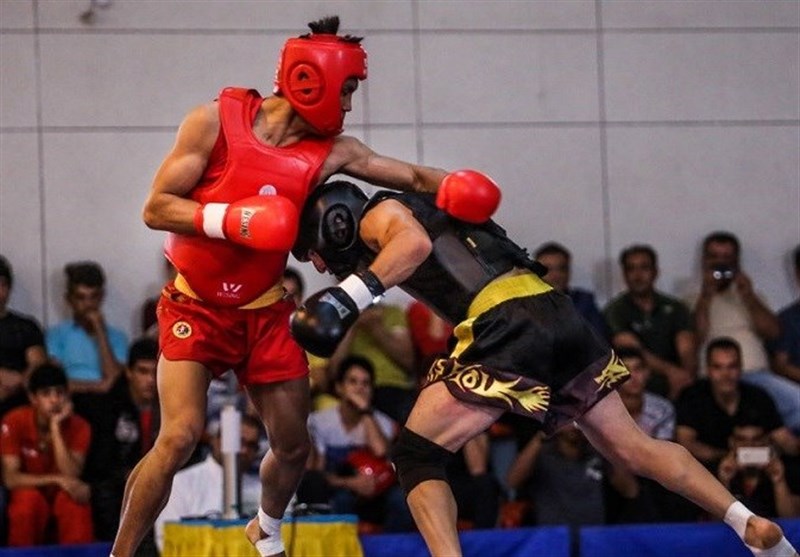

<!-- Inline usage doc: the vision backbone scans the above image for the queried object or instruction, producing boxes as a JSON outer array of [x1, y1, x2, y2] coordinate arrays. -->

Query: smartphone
[[736, 446, 771, 467]]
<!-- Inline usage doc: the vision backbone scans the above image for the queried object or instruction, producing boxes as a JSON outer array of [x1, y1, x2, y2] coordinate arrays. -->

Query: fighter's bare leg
[[577, 391, 797, 556], [402, 382, 504, 557], [244, 377, 311, 557], [112, 358, 211, 557]]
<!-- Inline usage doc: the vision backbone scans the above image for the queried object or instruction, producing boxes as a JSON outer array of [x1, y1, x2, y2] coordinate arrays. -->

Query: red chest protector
[[165, 87, 333, 306]]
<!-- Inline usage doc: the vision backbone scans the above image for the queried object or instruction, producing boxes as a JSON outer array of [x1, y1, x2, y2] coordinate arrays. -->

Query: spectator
[[617, 347, 693, 522], [534, 242, 609, 339], [75, 337, 159, 542], [0, 363, 93, 546], [140, 258, 176, 338], [691, 231, 800, 432], [505, 424, 642, 530], [406, 300, 453, 382], [675, 338, 798, 470], [716, 418, 800, 519], [154, 414, 263, 552], [283, 267, 335, 410], [769, 245, 800, 385], [0, 255, 47, 418], [331, 304, 416, 424], [46, 261, 128, 394], [305, 356, 412, 532], [604, 244, 696, 399], [616, 347, 675, 441]]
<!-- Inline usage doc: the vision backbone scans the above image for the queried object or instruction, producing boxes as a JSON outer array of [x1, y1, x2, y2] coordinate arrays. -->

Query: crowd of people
[[0, 13, 797, 557], [0, 238, 798, 553]]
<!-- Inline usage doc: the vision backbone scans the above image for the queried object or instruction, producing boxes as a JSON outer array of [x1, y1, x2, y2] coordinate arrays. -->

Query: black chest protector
[[355, 192, 545, 324]]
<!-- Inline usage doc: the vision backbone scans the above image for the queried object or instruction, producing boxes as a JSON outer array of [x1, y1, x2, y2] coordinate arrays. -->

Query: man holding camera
[[692, 231, 800, 433], [676, 337, 798, 471], [716, 418, 800, 519]]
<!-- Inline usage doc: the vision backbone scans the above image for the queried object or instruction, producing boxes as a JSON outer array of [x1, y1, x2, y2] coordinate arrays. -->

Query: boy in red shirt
[[1, 363, 93, 546]]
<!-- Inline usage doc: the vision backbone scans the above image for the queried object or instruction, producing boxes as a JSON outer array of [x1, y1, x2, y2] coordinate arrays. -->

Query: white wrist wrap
[[724, 501, 754, 540], [254, 508, 284, 556], [339, 274, 376, 311], [201, 203, 228, 239], [750, 536, 796, 557]]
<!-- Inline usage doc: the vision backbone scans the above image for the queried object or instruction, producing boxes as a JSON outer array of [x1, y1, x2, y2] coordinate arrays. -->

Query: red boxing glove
[[436, 169, 501, 224], [193, 195, 299, 251]]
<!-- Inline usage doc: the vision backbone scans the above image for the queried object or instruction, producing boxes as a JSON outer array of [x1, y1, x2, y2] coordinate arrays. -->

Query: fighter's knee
[[270, 436, 311, 466], [156, 426, 203, 463], [392, 427, 454, 495]]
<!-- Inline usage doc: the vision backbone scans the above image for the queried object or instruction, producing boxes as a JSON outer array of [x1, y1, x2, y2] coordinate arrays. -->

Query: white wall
[[1, 0, 798, 339]]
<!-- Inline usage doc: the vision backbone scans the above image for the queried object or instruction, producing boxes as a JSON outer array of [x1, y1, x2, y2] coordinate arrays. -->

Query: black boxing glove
[[290, 270, 385, 357]]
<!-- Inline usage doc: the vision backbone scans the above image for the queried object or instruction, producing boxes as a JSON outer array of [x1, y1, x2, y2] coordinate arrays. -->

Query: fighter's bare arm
[[322, 135, 448, 194], [359, 200, 432, 288], [142, 102, 220, 234]]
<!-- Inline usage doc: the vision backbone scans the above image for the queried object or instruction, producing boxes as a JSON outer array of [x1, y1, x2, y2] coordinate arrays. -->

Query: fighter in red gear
[[112, 15, 464, 557]]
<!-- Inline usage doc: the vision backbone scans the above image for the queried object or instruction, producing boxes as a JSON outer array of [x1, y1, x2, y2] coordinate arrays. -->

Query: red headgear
[[274, 33, 367, 136]]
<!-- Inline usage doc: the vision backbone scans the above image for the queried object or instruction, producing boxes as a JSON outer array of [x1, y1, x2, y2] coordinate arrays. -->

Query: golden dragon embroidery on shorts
[[428, 359, 550, 414], [593, 351, 630, 391]]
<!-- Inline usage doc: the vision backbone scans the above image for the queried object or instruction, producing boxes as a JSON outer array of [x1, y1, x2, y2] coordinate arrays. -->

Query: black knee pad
[[392, 427, 454, 495]]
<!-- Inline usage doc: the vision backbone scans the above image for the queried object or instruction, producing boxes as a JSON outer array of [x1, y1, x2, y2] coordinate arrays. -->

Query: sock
[[254, 508, 284, 556], [724, 501, 798, 557]]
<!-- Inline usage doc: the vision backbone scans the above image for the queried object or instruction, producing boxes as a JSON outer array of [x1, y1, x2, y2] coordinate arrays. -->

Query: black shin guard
[[392, 427, 454, 495]]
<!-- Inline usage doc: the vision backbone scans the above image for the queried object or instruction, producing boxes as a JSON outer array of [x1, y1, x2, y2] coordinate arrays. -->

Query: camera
[[711, 264, 736, 281], [736, 446, 771, 467]]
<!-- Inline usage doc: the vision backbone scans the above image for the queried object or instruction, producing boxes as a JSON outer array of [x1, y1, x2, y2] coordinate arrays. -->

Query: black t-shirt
[[0, 310, 44, 371], [675, 379, 783, 450]]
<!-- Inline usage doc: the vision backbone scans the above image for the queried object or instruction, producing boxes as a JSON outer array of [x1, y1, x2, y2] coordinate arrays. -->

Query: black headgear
[[292, 180, 369, 277]]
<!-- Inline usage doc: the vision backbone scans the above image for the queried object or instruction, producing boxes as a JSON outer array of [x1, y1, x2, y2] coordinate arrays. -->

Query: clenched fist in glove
[[436, 169, 501, 224], [194, 194, 299, 251], [290, 269, 386, 357]]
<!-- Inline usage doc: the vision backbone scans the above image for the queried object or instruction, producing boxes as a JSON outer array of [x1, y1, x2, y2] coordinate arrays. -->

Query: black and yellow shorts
[[422, 273, 629, 434]]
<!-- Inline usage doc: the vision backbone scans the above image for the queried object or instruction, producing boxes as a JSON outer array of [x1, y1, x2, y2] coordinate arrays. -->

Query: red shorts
[[157, 284, 308, 385]]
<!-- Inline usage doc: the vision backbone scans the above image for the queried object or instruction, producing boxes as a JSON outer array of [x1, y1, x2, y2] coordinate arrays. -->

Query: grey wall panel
[[604, 32, 800, 122], [423, 126, 607, 298], [0, 35, 37, 128], [419, 33, 599, 123], [0, 0, 34, 29], [418, 0, 595, 30], [42, 131, 175, 335], [606, 126, 800, 309], [362, 35, 417, 125], [0, 133, 44, 320], [38, 34, 288, 127], [602, 0, 800, 29], [37, 0, 413, 32]]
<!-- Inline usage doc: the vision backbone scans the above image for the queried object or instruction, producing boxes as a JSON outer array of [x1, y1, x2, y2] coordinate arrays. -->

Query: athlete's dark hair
[[304, 15, 362, 43]]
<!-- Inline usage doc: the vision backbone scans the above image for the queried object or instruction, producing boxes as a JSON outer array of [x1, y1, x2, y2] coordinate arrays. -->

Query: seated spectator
[[74, 337, 159, 542], [304, 356, 412, 532], [617, 347, 696, 522], [154, 413, 263, 552], [140, 257, 176, 338], [46, 261, 128, 394], [691, 231, 800, 433], [448, 431, 501, 530], [534, 242, 609, 339], [331, 304, 416, 424], [604, 244, 696, 399], [0, 363, 93, 546], [505, 424, 643, 529], [406, 300, 453, 382], [0, 255, 47, 418], [769, 244, 800, 385], [716, 418, 800, 519], [617, 347, 675, 440], [283, 267, 335, 410], [676, 337, 798, 471]]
